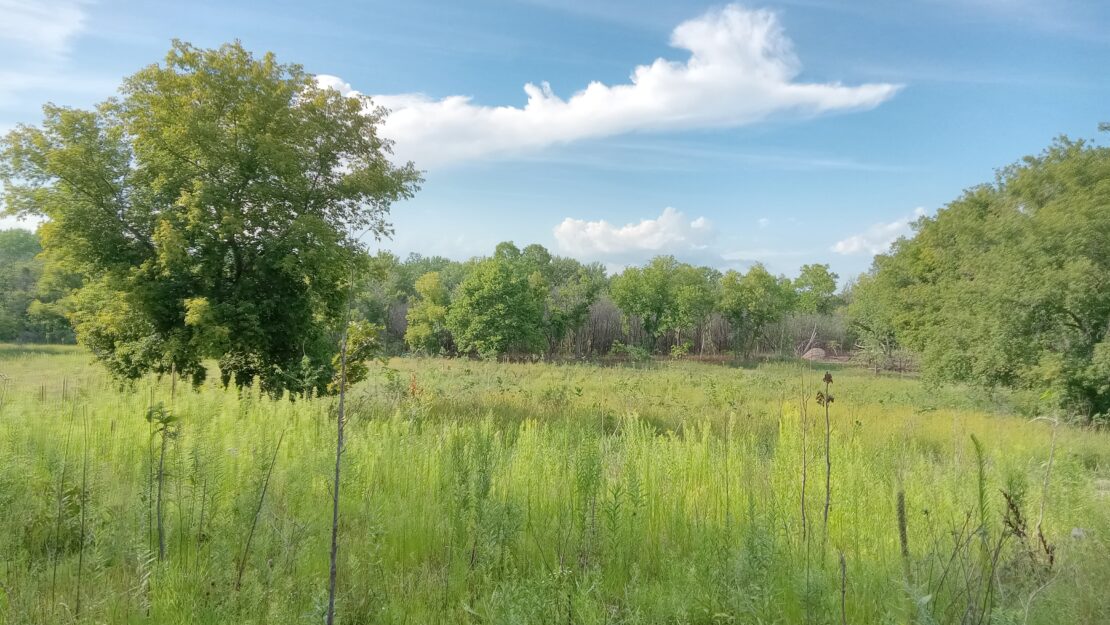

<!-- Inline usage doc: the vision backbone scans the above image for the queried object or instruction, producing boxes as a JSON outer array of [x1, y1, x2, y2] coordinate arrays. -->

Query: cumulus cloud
[[553, 207, 715, 263], [318, 3, 899, 167], [314, 74, 357, 97], [831, 207, 927, 255]]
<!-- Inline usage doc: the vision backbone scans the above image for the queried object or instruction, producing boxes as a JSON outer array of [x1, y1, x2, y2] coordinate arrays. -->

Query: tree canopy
[[404, 271, 452, 354], [855, 136, 1110, 421], [0, 41, 421, 393], [719, 263, 794, 355], [609, 256, 718, 349], [793, 263, 839, 315], [446, 243, 548, 358]]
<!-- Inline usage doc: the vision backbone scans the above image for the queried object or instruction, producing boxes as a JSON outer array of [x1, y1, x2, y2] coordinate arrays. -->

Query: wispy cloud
[[831, 207, 927, 255], [0, 70, 117, 107], [521, 138, 911, 173], [926, 0, 1109, 42], [0, 1, 104, 110], [320, 4, 899, 168], [0, 0, 88, 60]]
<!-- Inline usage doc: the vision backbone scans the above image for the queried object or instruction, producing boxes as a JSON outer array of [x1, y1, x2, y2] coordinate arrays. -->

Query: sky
[[1, 0, 1108, 281]]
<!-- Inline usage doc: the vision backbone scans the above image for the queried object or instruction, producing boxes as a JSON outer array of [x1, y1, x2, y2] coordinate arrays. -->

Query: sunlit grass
[[1, 347, 1107, 624]]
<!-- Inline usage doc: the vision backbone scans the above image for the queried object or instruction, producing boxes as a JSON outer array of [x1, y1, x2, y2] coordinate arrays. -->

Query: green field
[[1, 346, 1108, 624]]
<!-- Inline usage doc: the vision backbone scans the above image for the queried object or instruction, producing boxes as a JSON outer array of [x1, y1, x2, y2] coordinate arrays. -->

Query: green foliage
[[860, 136, 1110, 421], [845, 273, 902, 369], [404, 271, 451, 354], [518, 243, 606, 353], [610, 340, 652, 364], [719, 263, 794, 355], [145, 401, 179, 431], [669, 340, 692, 359], [0, 41, 421, 393], [355, 251, 470, 340], [793, 263, 839, 314], [439, 242, 603, 359], [0, 227, 40, 261], [0, 229, 42, 340], [609, 257, 671, 345], [609, 256, 717, 350], [446, 243, 547, 358], [329, 320, 384, 392], [0, 229, 75, 342]]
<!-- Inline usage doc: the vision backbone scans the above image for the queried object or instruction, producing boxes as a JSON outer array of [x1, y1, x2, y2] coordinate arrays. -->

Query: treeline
[[0, 228, 853, 359], [0, 229, 74, 343], [353, 241, 849, 359]]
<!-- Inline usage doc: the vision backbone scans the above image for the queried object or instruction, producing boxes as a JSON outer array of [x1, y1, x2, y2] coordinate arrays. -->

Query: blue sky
[[2, 0, 1108, 281]]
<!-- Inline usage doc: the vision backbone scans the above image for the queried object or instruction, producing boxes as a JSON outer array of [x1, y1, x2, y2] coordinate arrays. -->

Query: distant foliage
[[404, 272, 451, 354], [518, 244, 607, 354], [793, 263, 840, 315], [0, 229, 43, 340], [357, 245, 853, 362], [328, 320, 384, 392], [0, 229, 75, 343]]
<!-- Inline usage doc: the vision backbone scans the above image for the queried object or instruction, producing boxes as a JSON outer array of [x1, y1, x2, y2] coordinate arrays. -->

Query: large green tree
[[860, 135, 1110, 421], [609, 256, 717, 351], [0, 41, 420, 393], [793, 263, 839, 314], [719, 263, 794, 355], [446, 243, 547, 358], [404, 271, 452, 354], [518, 244, 606, 354]]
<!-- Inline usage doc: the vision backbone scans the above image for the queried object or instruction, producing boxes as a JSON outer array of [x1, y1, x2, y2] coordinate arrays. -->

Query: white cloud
[[318, 3, 899, 168], [831, 207, 927, 255], [553, 207, 714, 262], [0, 0, 88, 59], [757, 217, 770, 228], [314, 74, 357, 97]]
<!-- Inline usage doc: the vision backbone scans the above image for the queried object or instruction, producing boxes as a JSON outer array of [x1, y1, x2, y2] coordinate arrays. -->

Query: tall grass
[[0, 347, 1107, 624]]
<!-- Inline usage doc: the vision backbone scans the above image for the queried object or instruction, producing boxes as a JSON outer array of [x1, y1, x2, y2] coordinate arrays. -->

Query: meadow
[[1, 345, 1108, 624]]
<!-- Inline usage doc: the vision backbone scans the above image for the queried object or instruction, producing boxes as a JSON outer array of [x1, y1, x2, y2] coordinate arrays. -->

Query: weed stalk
[[235, 427, 287, 591]]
